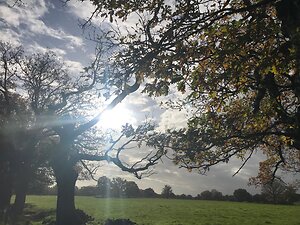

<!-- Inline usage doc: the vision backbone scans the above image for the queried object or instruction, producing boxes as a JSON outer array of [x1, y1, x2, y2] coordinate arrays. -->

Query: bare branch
[[232, 150, 254, 177]]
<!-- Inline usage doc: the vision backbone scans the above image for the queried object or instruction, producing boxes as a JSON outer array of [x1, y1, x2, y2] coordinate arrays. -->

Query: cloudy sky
[[1, 0, 297, 196]]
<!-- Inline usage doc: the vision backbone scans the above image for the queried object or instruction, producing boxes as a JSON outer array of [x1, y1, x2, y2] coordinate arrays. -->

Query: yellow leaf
[[271, 65, 278, 75]]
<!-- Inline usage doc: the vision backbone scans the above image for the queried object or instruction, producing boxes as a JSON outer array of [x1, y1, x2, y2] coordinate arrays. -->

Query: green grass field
[[24, 196, 300, 225]]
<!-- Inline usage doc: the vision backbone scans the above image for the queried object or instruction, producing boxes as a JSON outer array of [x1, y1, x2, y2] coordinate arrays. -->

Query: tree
[[261, 178, 287, 203], [0, 41, 168, 225], [252, 194, 266, 203], [11, 51, 72, 215], [125, 181, 140, 198], [211, 189, 223, 201], [233, 189, 252, 202], [97, 176, 112, 197], [77, 186, 99, 196], [161, 185, 174, 198], [26, 168, 54, 195], [0, 42, 24, 218], [80, 0, 300, 183], [200, 190, 212, 200], [141, 188, 158, 198], [283, 184, 299, 204], [97, 177, 141, 198], [110, 177, 127, 198]]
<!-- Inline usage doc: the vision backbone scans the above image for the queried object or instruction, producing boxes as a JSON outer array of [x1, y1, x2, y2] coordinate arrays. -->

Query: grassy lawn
[[24, 195, 300, 225]]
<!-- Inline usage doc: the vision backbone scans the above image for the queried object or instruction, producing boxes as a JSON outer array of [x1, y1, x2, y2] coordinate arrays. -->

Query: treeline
[[195, 187, 300, 205], [78, 176, 159, 198], [28, 176, 300, 205]]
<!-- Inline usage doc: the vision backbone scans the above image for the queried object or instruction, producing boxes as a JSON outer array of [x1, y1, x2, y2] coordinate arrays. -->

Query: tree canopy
[[81, 0, 300, 183]]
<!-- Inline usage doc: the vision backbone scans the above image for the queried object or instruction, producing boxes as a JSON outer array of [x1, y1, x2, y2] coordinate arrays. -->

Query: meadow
[[23, 196, 300, 225]]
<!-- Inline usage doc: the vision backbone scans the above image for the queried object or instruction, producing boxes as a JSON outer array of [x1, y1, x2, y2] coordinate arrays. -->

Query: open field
[[25, 196, 300, 225]]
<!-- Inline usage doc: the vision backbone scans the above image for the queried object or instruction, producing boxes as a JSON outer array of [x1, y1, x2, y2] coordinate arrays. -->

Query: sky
[[1, 0, 298, 196]]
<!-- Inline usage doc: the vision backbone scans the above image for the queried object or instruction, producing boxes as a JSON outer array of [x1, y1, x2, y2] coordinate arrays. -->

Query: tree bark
[[12, 153, 33, 216], [54, 161, 79, 225], [0, 138, 14, 221], [13, 174, 29, 215], [0, 169, 13, 221]]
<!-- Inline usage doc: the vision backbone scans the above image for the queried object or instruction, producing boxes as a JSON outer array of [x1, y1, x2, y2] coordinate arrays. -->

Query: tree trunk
[[12, 160, 32, 215], [0, 170, 13, 221], [13, 176, 29, 215], [54, 162, 79, 225], [0, 138, 14, 221]]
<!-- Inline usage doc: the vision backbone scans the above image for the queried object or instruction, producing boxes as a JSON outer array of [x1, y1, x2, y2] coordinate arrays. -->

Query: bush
[[75, 209, 94, 225]]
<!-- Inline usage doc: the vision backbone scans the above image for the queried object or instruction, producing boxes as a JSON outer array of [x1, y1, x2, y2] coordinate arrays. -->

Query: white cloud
[[0, 0, 84, 49], [66, 1, 96, 22], [65, 34, 85, 49], [0, 4, 21, 27], [157, 109, 187, 131], [65, 0, 140, 34], [64, 60, 84, 74], [0, 28, 21, 45], [126, 92, 149, 106], [0, 0, 48, 27], [27, 42, 66, 56]]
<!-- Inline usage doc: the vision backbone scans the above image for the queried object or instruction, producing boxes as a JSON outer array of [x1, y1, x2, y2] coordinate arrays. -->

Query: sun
[[98, 104, 136, 130]]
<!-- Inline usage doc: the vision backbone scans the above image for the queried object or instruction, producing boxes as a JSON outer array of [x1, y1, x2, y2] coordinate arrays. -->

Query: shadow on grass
[[103, 219, 137, 225], [2, 205, 138, 225], [0, 204, 55, 225], [24, 203, 56, 225]]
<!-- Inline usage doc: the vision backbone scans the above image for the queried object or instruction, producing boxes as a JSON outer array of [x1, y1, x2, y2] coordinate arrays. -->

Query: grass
[[24, 195, 300, 225]]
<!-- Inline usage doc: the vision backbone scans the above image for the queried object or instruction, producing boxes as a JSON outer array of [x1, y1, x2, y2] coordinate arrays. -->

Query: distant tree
[[200, 190, 212, 200], [161, 185, 174, 199], [211, 189, 223, 201], [261, 178, 287, 204], [195, 194, 201, 200], [124, 181, 140, 198], [97, 176, 112, 198], [252, 194, 266, 203], [233, 189, 252, 202], [77, 186, 99, 196], [283, 184, 299, 204], [110, 177, 127, 198], [186, 195, 193, 200], [223, 195, 235, 202], [177, 194, 187, 199], [141, 188, 157, 198]]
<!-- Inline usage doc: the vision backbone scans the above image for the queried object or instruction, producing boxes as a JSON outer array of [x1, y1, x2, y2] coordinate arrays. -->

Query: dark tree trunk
[[54, 161, 79, 225], [12, 158, 33, 216], [0, 169, 13, 221], [13, 175, 29, 215], [51, 126, 81, 225], [0, 138, 14, 221]]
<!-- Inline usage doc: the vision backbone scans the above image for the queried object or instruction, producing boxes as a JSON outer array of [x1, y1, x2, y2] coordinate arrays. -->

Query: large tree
[[0, 41, 168, 225], [79, 0, 300, 183], [0, 42, 28, 217]]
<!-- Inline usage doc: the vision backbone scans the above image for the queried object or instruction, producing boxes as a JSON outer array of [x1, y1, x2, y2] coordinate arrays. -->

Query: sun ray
[[98, 104, 137, 130]]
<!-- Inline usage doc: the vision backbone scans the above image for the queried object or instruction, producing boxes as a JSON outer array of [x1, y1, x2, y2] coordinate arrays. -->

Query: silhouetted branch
[[232, 150, 254, 177], [73, 75, 140, 136]]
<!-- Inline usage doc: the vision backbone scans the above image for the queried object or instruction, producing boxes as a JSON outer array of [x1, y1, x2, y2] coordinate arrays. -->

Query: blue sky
[[1, 0, 291, 196]]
